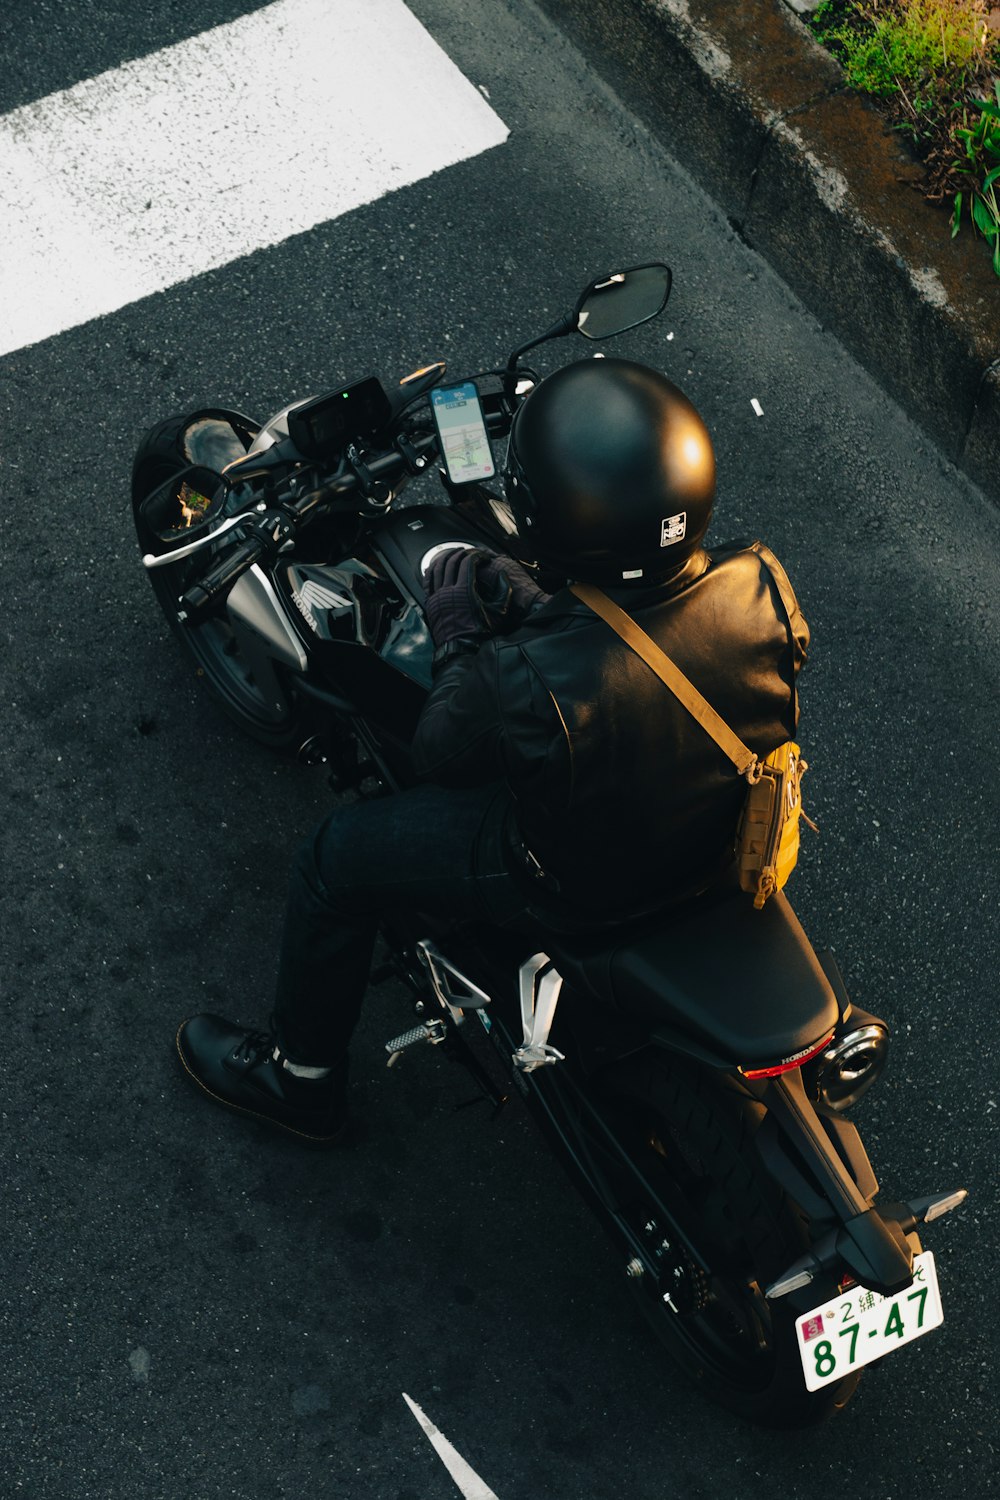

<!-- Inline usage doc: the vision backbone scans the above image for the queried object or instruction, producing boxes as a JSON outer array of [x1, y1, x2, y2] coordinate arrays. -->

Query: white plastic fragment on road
[[402, 1393, 501, 1500], [0, 0, 509, 357], [751, 398, 764, 416]]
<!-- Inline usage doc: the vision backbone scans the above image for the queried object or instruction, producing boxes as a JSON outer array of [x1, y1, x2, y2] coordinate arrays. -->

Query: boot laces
[[233, 1028, 275, 1065]]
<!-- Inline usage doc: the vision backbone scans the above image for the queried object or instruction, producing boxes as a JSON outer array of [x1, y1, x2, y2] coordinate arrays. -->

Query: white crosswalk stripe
[[0, 0, 508, 357]]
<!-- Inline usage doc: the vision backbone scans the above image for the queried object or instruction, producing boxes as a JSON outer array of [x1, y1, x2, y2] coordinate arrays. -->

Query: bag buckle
[[743, 755, 764, 785]]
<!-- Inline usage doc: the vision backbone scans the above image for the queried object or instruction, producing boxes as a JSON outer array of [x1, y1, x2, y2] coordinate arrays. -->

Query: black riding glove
[[476, 553, 553, 631], [423, 548, 552, 676], [423, 548, 496, 656]]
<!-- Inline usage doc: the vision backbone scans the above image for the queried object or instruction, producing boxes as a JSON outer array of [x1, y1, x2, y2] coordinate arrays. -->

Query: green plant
[[815, 1, 991, 116], [809, 2, 1000, 274], [950, 82, 1000, 275]]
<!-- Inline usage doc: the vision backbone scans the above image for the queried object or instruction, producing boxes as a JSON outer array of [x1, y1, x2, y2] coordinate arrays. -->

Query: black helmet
[[504, 357, 716, 584]]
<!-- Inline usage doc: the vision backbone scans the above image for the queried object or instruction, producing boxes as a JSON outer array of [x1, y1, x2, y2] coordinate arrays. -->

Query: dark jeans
[[272, 783, 539, 1066]]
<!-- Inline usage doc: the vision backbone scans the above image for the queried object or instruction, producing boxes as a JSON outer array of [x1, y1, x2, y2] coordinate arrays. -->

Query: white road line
[[0, 0, 508, 357], [402, 1392, 501, 1500]]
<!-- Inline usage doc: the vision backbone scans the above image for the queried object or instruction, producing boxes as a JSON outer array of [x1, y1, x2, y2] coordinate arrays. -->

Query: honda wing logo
[[292, 579, 353, 632]]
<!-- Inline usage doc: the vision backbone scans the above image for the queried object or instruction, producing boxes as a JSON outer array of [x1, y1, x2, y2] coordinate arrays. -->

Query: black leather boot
[[175, 1014, 348, 1146]]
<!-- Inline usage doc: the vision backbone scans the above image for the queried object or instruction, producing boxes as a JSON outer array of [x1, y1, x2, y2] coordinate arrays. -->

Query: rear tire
[[132, 412, 311, 754], [590, 1052, 860, 1426]]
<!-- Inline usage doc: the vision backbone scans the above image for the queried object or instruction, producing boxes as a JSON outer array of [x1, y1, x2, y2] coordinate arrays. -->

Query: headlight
[[813, 1023, 889, 1111]]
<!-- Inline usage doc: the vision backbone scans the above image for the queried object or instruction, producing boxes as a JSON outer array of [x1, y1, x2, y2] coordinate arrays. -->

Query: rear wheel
[[132, 412, 310, 753], [589, 1052, 860, 1425]]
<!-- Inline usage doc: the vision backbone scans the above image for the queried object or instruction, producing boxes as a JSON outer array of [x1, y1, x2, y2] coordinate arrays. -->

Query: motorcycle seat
[[546, 888, 840, 1070]]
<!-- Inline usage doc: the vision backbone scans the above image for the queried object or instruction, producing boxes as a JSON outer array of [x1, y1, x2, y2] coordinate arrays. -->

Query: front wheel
[[132, 411, 311, 754], [589, 1052, 860, 1426]]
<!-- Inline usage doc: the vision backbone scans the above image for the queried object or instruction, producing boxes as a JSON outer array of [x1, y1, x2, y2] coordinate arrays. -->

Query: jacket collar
[[603, 548, 711, 606], [534, 549, 712, 621]]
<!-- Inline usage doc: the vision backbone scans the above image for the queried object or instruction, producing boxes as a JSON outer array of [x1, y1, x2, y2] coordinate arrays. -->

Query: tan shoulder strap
[[570, 581, 760, 781]]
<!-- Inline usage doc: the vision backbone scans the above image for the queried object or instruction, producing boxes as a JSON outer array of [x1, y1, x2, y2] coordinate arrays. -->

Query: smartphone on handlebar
[[430, 381, 495, 484]]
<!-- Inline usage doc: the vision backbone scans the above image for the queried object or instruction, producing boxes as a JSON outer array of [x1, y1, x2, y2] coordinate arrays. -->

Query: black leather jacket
[[412, 541, 809, 922]]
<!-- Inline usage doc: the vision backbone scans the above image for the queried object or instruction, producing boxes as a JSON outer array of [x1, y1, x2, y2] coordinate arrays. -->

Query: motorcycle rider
[[175, 357, 809, 1145]]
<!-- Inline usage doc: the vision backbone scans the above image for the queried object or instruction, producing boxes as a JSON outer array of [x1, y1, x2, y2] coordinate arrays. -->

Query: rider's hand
[[423, 548, 496, 648], [476, 552, 552, 631]]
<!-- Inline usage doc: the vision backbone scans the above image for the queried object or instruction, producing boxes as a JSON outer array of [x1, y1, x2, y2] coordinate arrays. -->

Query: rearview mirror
[[137, 465, 230, 551], [503, 262, 673, 380], [575, 263, 672, 340]]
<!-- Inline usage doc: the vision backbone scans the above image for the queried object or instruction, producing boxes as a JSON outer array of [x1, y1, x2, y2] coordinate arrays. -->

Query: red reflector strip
[[739, 1031, 835, 1079]]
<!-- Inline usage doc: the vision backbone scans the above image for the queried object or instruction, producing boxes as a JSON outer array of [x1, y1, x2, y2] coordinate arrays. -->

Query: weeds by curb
[[809, 0, 1000, 272]]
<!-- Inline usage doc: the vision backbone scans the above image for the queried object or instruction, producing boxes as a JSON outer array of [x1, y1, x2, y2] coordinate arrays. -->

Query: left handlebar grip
[[179, 535, 265, 615]]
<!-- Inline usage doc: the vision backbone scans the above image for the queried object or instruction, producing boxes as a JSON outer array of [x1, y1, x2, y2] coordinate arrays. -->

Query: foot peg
[[383, 944, 566, 1076], [385, 1019, 446, 1067], [513, 953, 565, 1072], [385, 940, 491, 1068]]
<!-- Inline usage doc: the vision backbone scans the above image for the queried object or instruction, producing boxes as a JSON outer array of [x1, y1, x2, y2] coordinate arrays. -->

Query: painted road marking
[[0, 0, 508, 357], [403, 1393, 500, 1500]]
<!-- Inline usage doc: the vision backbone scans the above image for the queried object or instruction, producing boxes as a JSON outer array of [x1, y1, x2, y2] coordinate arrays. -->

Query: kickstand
[[441, 1025, 509, 1113], [453, 1091, 509, 1116]]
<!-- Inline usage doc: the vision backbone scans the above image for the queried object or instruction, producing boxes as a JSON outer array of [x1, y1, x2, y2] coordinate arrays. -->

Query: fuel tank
[[274, 502, 499, 744]]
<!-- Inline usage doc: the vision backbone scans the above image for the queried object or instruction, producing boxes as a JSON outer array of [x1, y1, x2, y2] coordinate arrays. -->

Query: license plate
[[795, 1250, 944, 1391]]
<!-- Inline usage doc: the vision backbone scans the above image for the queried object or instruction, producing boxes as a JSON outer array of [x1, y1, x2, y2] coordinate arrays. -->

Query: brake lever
[[142, 512, 247, 569], [175, 507, 295, 620]]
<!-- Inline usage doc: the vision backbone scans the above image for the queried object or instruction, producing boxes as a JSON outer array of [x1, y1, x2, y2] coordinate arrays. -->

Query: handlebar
[[152, 261, 673, 620], [178, 533, 269, 617], [173, 387, 514, 620]]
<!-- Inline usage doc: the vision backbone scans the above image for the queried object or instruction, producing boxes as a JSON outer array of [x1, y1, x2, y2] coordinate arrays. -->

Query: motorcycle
[[131, 264, 966, 1426]]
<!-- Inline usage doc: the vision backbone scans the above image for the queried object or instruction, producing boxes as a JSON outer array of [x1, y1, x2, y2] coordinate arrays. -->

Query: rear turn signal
[[739, 1032, 835, 1080]]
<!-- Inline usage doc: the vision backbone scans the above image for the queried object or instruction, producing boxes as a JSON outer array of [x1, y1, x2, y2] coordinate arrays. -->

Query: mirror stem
[[505, 312, 577, 374]]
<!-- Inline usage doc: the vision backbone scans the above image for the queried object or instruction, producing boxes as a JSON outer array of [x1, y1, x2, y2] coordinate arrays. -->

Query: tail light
[[739, 1031, 835, 1080]]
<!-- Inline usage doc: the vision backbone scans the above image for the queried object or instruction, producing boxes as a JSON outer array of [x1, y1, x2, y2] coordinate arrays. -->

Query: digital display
[[287, 376, 391, 460], [431, 381, 495, 484]]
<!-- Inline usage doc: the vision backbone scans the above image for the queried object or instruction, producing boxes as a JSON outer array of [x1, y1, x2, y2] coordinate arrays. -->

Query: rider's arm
[[751, 542, 810, 671], [412, 640, 508, 786]]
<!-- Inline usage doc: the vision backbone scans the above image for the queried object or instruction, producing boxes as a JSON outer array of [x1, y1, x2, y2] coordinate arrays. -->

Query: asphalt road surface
[[1, 3, 997, 1497]]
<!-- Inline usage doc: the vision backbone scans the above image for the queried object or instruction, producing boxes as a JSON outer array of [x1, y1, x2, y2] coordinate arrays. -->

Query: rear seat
[[547, 888, 839, 1069]]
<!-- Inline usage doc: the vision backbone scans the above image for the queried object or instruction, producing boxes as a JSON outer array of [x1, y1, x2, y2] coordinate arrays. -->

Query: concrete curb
[[533, 0, 1000, 502]]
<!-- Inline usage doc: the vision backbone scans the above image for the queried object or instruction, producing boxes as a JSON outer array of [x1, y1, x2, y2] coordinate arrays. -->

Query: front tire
[[589, 1052, 860, 1426], [132, 412, 311, 754]]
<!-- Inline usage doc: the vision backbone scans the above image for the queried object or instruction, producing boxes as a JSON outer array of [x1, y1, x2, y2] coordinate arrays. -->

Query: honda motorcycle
[[131, 264, 965, 1426]]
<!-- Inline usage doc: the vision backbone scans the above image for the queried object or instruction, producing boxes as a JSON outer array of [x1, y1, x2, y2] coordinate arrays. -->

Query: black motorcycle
[[132, 264, 965, 1426]]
